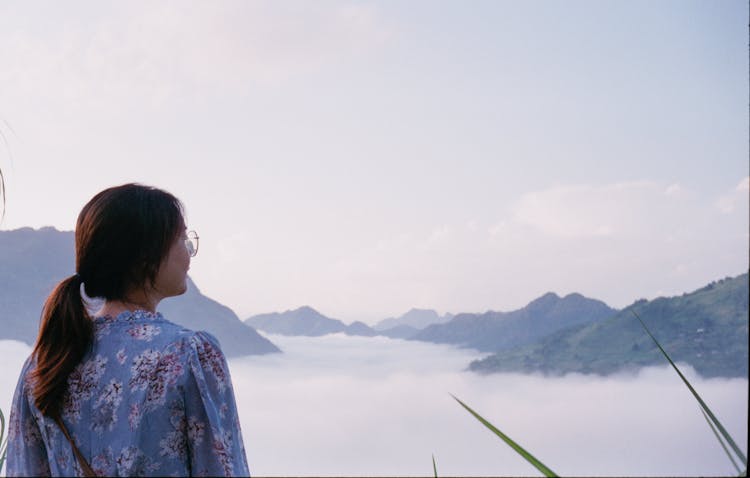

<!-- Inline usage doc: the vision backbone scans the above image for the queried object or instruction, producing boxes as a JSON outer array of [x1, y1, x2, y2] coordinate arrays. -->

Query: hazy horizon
[[2, 225, 748, 327], [235, 269, 748, 324]]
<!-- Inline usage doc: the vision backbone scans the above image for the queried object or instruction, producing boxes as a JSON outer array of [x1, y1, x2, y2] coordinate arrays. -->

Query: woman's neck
[[97, 291, 161, 317]]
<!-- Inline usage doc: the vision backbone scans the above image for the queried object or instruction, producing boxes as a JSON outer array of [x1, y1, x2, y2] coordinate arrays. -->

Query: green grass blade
[[701, 408, 742, 475], [0, 444, 6, 473], [451, 394, 558, 477], [0, 407, 7, 473], [432, 453, 438, 478], [631, 310, 748, 466]]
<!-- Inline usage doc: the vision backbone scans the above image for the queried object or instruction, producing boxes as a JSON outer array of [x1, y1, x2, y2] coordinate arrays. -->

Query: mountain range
[[0, 227, 280, 357], [245, 306, 377, 337], [409, 292, 616, 352], [244, 294, 618, 352], [373, 308, 454, 331], [243, 273, 748, 378], [244, 306, 452, 339], [469, 273, 749, 378], [2, 227, 747, 378]]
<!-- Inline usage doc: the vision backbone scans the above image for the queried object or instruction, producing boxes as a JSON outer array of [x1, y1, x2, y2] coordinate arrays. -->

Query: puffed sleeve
[[6, 360, 51, 477], [183, 332, 250, 477]]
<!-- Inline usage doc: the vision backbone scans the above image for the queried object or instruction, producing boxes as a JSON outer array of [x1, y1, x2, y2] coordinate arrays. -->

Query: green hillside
[[469, 273, 749, 378]]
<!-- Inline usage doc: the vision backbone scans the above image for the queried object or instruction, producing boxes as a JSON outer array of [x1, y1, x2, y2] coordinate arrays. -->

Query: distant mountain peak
[[526, 292, 561, 310], [245, 307, 377, 338], [406, 307, 434, 314], [373, 308, 452, 331], [410, 291, 616, 352], [289, 305, 321, 316], [290, 306, 336, 321], [0, 228, 280, 357]]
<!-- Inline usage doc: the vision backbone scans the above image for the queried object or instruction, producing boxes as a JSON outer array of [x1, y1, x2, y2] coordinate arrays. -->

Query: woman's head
[[76, 183, 188, 301], [31, 183, 190, 417]]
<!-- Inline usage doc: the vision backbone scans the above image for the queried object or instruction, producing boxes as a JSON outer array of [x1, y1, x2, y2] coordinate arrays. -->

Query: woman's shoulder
[[15, 354, 37, 394], [91, 310, 225, 360], [156, 317, 222, 352], [151, 316, 225, 363]]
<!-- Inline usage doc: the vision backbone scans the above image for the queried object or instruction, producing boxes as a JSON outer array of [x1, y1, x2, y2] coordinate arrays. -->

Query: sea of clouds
[[2, 335, 747, 476]]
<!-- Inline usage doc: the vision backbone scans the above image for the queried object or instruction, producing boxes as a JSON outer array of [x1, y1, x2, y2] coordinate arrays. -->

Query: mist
[[2, 335, 747, 476]]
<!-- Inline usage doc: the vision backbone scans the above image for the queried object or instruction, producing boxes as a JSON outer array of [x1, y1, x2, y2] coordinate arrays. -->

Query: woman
[[6, 183, 250, 477]]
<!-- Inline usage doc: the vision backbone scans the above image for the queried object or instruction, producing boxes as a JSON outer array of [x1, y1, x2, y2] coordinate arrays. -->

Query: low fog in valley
[[2, 334, 746, 476]]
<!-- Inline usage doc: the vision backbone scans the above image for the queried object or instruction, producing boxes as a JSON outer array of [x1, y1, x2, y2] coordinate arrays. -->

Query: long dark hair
[[30, 183, 185, 417]]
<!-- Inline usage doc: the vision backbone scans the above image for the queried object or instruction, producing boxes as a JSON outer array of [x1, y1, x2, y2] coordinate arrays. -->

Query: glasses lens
[[185, 230, 199, 257]]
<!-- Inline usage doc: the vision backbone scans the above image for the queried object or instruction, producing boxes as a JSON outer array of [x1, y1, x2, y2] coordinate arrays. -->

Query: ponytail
[[30, 274, 93, 418]]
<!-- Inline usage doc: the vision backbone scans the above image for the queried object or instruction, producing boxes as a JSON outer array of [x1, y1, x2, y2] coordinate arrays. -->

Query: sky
[[2, 335, 748, 476], [0, 0, 748, 324]]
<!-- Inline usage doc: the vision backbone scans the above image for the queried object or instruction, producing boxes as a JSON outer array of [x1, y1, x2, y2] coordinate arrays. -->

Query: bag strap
[[54, 416, 97, 477]]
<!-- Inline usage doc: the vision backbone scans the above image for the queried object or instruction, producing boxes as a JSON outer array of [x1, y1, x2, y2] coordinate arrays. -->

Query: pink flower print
[[187, 417, 206, 446], [158, 400, 188, 459], [92, 379, 124, 433], [116, 446, 160, 475], [55, 451, 71, 471], [211, 429, 235, 476], [116, 348, 127, 365], [159, 430, 188, 460], [145, 352, 186, 408], [23, 417, 42, 444], [127, 323, 161, 341], [161, 352, 186, 385], [91, 447, 114, 476], [128, 403, 142, 430], [167, 399, 186, 429], [7, 404, 21, 440], [64, 355, 108, 423], [197, 339, 229, 393], [129, 349, 160, 391], [94, 315, 116, 339], [94, 324, 110, 339]]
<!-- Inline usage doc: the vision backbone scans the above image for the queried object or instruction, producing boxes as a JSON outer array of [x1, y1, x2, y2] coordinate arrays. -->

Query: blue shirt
[[7, 310, 250, 477]]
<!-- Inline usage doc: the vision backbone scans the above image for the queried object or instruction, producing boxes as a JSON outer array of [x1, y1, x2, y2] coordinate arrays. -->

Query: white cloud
[[2, 325, 747, 476], [736, 177, 750, 192], [427, 224, 451, 244], [374, 232, 412, 253], [715, 176, 750, 214], [487, 220, 507, 237], [203, 335, 750, 475], [215, 177, 746, 321], [664, 183, 683, 197], [511, 181, 659, 239], [0, 1, 393, 113]]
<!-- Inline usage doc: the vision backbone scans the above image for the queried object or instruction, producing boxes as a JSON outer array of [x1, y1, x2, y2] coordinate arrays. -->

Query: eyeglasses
[[185, 230, 199, 257]]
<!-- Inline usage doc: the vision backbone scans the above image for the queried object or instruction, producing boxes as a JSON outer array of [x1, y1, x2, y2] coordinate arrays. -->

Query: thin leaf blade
[[452, 394, 558, 477], [701, 408, 742, 475], [0, 407, 7, 473], [631, 310, 747, 466]]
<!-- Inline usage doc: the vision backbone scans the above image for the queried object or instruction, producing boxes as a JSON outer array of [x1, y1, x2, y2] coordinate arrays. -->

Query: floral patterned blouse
[[7, 310, 250, 477]]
